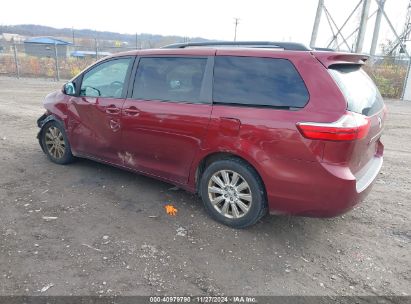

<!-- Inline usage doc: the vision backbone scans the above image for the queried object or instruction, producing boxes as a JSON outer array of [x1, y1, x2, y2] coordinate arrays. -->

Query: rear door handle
[[106, 105, 121, 115], [123, 106, 140, 116]]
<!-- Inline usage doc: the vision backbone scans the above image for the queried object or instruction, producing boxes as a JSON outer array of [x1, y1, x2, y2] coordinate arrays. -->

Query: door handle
[[106, 105, 121, 115], [123, 106, 140, 116]]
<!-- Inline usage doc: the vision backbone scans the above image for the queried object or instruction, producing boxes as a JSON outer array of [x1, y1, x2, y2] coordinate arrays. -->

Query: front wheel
[[200, 158, 267, 228], [41, 120, 74, 165]]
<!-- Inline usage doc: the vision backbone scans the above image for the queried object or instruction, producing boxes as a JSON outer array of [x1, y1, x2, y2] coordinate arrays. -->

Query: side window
[[213, 56, 309, 108], [80, 58, 132, 98], [133, 57, 207, 103]]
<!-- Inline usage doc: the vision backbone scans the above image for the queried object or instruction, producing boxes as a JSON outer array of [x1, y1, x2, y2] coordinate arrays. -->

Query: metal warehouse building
[[24, 37, 71, 58]]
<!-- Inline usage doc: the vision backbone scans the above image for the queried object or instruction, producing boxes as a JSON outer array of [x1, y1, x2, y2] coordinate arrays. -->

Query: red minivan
[[37, 41, 386, 228]]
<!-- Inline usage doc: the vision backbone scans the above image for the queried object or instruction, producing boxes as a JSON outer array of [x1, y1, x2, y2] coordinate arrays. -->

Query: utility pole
[[94, 37, 98, 59], [377, 0, 410, 57], [234, 18, 240, 41], [355, 0, 371, 53], [135, 33, 138, 49], [310, 0, 411, 57], [402, 1, 411, 53], [386, 0, 411, 56], [370, 0, 385, 56], [72, 26, 75, 45], [13, 43, 20, 79], [310, 0, 324, 48]]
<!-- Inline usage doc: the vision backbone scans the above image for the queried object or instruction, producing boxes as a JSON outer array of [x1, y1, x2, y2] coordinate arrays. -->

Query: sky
[[0, 0, 409, 54]]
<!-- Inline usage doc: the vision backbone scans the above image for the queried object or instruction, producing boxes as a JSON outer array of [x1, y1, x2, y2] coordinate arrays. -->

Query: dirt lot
[[0, 76, 409, 296]]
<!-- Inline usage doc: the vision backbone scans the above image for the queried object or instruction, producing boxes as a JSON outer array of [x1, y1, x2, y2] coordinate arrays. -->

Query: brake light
[[297, 112, 370, 141]]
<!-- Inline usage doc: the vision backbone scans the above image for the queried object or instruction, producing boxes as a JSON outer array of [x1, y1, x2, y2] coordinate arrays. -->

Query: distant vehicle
[[37, 41, 386, 228]]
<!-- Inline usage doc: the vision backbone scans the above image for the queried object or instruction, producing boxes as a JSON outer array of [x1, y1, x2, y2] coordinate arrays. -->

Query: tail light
[[296, 111, 371, 141]]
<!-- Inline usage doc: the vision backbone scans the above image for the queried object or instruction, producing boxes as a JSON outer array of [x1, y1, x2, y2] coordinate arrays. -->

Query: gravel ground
[[0, 76, 409, 296]]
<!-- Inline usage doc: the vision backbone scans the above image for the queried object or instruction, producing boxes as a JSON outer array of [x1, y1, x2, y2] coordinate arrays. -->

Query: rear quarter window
[[213, 56, 309, 108], [329, 65, 384, 116]]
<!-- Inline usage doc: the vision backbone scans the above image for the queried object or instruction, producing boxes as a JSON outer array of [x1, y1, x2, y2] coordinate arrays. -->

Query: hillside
[[0, 24, 209, 48]]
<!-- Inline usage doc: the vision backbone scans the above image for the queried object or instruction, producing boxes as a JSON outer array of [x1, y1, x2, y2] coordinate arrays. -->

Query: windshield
[[329, 65, 384, 116]]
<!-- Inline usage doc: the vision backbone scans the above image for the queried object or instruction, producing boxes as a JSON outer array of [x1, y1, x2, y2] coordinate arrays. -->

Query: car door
[[120, 56, 213, 184], [66, 56, 134, 165]]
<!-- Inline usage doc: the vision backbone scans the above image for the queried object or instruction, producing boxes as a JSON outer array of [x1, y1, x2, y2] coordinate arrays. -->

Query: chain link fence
[[0, 42, 410, 99], [364, 56, 410, 99], [0, 42, 134, 80]]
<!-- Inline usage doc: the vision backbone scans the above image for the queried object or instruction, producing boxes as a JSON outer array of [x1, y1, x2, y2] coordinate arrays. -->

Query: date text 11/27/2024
[[149, 296, 257, 303]]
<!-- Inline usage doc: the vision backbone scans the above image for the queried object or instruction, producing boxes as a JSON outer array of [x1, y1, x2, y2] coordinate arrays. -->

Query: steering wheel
[[109, 81, 124, 98], [110, 81, 123, 89]]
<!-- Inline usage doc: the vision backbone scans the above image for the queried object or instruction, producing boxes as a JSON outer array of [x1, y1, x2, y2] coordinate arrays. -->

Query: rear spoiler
[[311, 51, 369, 68]]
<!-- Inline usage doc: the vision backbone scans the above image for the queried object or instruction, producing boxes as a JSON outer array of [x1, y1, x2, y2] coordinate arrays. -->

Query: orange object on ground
[[165, 204, 178, 216]]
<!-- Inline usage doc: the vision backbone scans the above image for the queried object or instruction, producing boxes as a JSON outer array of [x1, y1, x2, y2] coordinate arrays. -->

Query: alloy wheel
[[207, 170, 252, 219], [45, 126, 66, 159]]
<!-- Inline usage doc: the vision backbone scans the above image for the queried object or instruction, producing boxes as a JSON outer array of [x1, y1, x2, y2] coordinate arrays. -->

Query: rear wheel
[[200, 158, 267, 228], [41, 121, 74, 165]]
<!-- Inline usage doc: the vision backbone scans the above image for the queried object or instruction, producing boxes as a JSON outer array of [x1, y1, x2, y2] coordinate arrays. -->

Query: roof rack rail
[[313, 47, 335, 52], [162, 41, 311, 51]]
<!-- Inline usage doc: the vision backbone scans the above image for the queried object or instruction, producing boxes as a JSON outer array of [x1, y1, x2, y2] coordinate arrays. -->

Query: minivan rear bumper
[[264, 144, 384, 217], [355, 156, 383, 193]]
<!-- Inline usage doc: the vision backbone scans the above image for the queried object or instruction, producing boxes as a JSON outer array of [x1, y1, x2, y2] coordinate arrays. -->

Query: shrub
[[364, 59, 408, 99]]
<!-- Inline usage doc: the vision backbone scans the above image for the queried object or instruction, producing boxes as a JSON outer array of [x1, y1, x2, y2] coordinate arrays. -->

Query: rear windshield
[[329, 65, 383, 116]]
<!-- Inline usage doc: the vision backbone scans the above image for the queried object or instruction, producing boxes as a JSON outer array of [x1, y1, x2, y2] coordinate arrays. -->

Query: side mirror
[[64, 82, 76, 95]]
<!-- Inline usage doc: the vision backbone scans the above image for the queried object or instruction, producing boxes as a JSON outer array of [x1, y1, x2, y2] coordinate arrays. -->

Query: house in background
[[0, 33, 26, 53], [24, 37, 71, 58], [1, 33, 25, 43]]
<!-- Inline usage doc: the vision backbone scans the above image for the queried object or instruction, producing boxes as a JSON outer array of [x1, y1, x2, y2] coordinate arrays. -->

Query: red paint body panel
[[311, 51, 369, 68], [66, 95, 126, 165], [120, 99, 212, 184], [43, 89, 68, 122], [39, 47, 385, 218]]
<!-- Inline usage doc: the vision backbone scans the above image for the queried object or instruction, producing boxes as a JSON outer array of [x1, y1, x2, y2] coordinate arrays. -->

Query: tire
[[41, 120, 74, 165], [200, 158, 267, 228]]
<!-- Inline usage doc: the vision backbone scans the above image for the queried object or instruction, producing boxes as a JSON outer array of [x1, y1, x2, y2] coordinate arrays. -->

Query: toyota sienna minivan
[[37, 41, 386, 228]]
